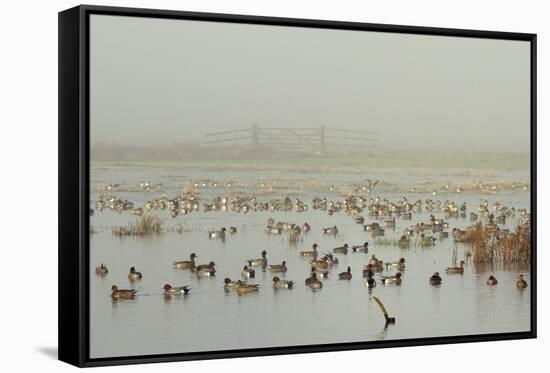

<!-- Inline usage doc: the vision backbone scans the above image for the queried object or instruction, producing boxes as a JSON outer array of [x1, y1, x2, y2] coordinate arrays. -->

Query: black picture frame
[[58, 4, 537, 368]]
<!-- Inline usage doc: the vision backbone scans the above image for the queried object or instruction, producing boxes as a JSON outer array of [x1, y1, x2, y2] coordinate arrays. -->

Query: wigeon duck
[[487, 275, 498, 286], [338, 266, 352, 280], [300, 243, 319, 257], [310, 259, 329, 270], [446, 261, 465, 274], [322, 253, 339, 265], [381, 272, 402, 285], [365, 270, 376, 288], [224, 277, 245, 290], [128, 267, 142, 281], [333, 244, 349, 254], [368, 255, 380, 267], [385, 258, 405, 270], [306, 273, 323, 289], [95, 263, 108, 275], [351, 242, 369, 253], [241, 265, 256, 279], [163, 284, 191, 295], [208, 227, 226, 239], [322, 226, 338, 235], [174, 253, 197, 270], [111, 285, 137, 299], [516, 274, 528, 289], [269, 261, 287, 273], [272, 276, 294, 289], [236, 283, 260, 294], [195, 261, 216, 272], [246, 250, 268, 267], [310, 266, 329, 279], [196, 262, 216, 277], [429, 272, 442, 286]]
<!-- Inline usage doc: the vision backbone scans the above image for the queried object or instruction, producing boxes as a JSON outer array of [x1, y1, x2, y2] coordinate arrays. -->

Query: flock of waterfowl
[[93, 183, 530, 257], [97, 233, 528, 301], [92, 179, 530, 306]]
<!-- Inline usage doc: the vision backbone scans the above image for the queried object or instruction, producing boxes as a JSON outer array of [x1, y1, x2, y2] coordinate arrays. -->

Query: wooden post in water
[[373, 296, 396, 325]]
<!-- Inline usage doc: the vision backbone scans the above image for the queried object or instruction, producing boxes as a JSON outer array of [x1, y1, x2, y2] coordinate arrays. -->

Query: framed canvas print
[[58, 5, 537, 367]]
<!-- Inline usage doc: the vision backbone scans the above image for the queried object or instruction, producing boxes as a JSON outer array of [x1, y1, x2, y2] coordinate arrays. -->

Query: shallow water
[[89, 166, 531, 358]]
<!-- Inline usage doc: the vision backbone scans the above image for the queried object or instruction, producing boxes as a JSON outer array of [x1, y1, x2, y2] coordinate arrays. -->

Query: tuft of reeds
[[135, 214, 163, 235], [471, 221, 530, 264], [113, 214, 163, 236]]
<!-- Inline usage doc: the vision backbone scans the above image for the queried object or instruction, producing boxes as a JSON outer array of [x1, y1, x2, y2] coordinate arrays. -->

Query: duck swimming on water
[[269, 261, 287, 273], [236, 283, 260, 294], [272, 276, 294, 289], [322, 226, 338, 235], [224, 278, 245, 290], [195, 261, 216, 271], [333, 244, 349, 254], [516, 274, 528, 289], [306, 273, 323, 289], [300, 243, 319, 257], [446, 260, 465, 274], [196, 262, 216, 277], [95, 263, 108, 275], [208, 227, 226, 239], [241, 265, 255, 279], [310, 253, 337, 269], [381, 272, 402, 285], [174, 253, 197, 270], [338, 266, 352, 280], [487, 275, 498, 286], [351, 242, 369, 253], [309, 266, 329, 279], [385, 258, 405, 270], [429, 272, 442, 286], [111, 285, 137, 299], [163, 284, 191, 296], [128, 266, 142, 281], [246, 250, 268, 267], [368, 255, 380, 267], [365, 270, 376, 288]]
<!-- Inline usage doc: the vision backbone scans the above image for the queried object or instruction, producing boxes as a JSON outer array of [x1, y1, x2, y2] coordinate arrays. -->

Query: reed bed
[[471, 222, 530, 264], [113, 214, 163, 236]]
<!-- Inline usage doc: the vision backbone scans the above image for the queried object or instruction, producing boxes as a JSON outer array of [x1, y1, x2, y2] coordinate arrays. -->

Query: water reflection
[[473, 262, 530, 274], [375, 325, 392, 341]]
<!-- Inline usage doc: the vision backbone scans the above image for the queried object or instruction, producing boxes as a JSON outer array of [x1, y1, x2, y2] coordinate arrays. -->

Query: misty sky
[[90, 14, 530, 152]]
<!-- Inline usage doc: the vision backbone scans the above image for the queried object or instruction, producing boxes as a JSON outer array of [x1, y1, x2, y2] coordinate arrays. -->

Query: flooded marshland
[[89, 161, 531, 358], [88, 14, 532, 359]]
